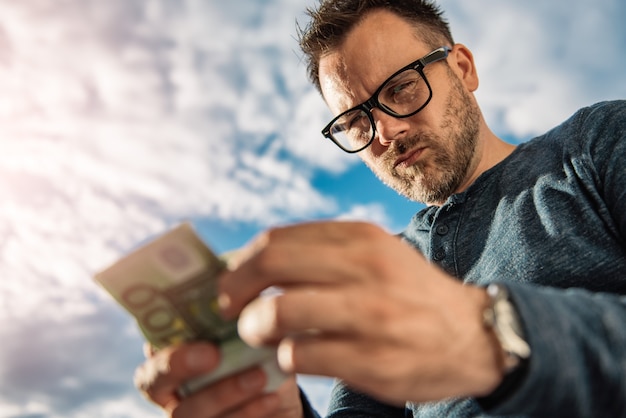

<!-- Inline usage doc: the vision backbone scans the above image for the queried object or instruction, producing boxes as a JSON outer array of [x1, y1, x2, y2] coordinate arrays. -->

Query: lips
[[394, 146, 426, 169]]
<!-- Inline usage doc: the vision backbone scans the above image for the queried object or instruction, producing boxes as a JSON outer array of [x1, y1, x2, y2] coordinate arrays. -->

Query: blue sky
[[0, 0, 625, 416]]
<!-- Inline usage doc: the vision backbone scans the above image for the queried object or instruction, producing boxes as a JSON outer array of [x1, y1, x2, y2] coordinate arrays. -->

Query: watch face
[[485, 284, 531, 371]]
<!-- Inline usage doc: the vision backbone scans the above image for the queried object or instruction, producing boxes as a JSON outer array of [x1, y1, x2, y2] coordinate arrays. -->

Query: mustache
[[384, 132, 438, 163]]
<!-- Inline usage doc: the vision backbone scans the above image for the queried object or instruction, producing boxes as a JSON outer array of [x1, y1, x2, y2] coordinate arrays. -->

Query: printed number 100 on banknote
[[95, 223, 287, 397]]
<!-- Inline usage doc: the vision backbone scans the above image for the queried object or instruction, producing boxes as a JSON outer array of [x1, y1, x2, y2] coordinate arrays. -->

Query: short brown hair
[[297, 0, 454, 94]]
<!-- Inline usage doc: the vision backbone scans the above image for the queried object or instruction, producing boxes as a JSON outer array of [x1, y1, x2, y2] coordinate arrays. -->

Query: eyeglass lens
[[329, 69, 430, 152]]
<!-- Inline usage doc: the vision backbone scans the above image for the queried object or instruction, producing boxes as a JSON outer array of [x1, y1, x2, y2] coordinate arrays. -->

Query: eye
[[330, 109, 371, 147], [382, 72, 422, 104], [347, 112, 368, 129], [392, 80, 417, 95], [389, 80, 418, 103], [334, 109, 368, 132]]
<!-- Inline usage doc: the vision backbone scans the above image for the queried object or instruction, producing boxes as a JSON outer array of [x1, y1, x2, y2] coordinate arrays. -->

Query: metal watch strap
[[483, 283, 531, 373]]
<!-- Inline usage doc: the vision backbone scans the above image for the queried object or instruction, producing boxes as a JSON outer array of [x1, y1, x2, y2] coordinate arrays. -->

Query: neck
[[460, 123, 516, 190], [429, 124, 516, 207]]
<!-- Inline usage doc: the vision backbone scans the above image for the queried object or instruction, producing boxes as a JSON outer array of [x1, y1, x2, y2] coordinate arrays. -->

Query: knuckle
[[135, 358, 163, 393], [133, 364, 150, 392], [134, 348, 180, 396]]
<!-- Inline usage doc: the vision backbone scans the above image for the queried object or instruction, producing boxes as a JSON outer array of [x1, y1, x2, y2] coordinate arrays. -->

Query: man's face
[[318, 10, 482, 205]]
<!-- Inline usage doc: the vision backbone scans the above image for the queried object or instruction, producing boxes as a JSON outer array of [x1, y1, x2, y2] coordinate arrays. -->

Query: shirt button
[[433, 249, 446, 261], [436, 225, 449, 236]]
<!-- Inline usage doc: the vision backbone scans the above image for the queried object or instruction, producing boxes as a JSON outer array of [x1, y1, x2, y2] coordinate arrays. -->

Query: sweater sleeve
[[482, 101, 626, 416], [481, 282, 626, 416], [326, 380, 407, 418]]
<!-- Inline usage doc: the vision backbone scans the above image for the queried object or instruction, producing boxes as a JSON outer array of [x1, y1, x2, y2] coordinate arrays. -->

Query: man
[[134, 0, 626, 417]]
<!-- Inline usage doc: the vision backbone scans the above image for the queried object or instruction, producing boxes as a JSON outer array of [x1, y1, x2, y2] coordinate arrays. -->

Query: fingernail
[[238, 368, 265, 392], [237, 312, 258, 339], [217, 292, 231, 311], [277, 339, 295, 373], [186, 346, 213, 370]]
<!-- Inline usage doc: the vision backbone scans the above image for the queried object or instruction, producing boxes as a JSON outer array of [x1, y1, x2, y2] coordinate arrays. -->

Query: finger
[[217, 394, 281, 418], [276, 336, 402, 404], [237, 289, 362, 346], [169, 366, 270, 418], [211, 370, 300, 418], [278, 335, 452, 406], [246, 221, 378, 248], [220, 222, 385, 317], [134, 342, 220, 407]]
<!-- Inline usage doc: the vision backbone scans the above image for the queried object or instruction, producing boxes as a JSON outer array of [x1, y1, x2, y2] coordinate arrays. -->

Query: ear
[[448, 44, 479, 92]]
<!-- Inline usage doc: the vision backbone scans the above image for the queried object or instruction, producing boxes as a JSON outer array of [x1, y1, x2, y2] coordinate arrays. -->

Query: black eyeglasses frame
[[321, 46, 451, 153]]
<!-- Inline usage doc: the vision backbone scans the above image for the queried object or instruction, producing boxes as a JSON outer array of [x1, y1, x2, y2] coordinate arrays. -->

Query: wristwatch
[[483, 283, 531, 373]]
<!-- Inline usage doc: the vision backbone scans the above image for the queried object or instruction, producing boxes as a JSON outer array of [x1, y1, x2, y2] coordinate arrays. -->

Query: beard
[[364, 68, 481, 205]]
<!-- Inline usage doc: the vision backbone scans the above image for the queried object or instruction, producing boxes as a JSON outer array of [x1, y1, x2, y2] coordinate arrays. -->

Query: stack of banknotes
[[95, 223, 287, 397]]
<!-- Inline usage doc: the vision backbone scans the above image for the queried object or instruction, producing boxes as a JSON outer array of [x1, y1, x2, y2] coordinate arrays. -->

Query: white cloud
[[285, 87, 357, 174], [0, 0, 624, 415], [0, 0, 337, 414], [335, 203, 393, 229], [0, 301, 160, 417], [445, 0, 626, 139]]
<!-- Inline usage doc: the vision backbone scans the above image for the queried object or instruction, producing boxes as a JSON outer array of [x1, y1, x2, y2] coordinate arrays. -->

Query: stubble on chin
[[382, 139, 460, 205]]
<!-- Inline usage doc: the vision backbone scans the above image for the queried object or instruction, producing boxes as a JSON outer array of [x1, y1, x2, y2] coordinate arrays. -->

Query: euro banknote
[[95, 222, 287, 397]]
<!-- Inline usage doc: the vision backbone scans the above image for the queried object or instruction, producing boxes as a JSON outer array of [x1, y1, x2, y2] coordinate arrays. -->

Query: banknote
[[95, 222, 287, 396]]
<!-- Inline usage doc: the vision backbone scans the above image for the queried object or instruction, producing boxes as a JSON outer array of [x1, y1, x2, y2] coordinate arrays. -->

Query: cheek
[[367, 138, 387, 157]]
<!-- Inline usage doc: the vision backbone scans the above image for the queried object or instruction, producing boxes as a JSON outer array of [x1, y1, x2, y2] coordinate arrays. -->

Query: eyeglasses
[[321, 46, 451, 153]]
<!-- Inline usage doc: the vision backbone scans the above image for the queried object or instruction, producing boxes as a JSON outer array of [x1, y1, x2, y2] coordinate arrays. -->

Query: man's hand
[[134, 342, 304, 418], [220, 221, 506, 406]]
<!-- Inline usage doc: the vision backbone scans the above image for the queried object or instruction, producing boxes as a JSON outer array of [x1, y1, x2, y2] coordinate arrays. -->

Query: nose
[[371, 109, 410, 147]]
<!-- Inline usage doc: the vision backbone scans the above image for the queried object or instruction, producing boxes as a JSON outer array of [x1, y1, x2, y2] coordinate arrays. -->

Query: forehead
[[318, 9, 431, 113]]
